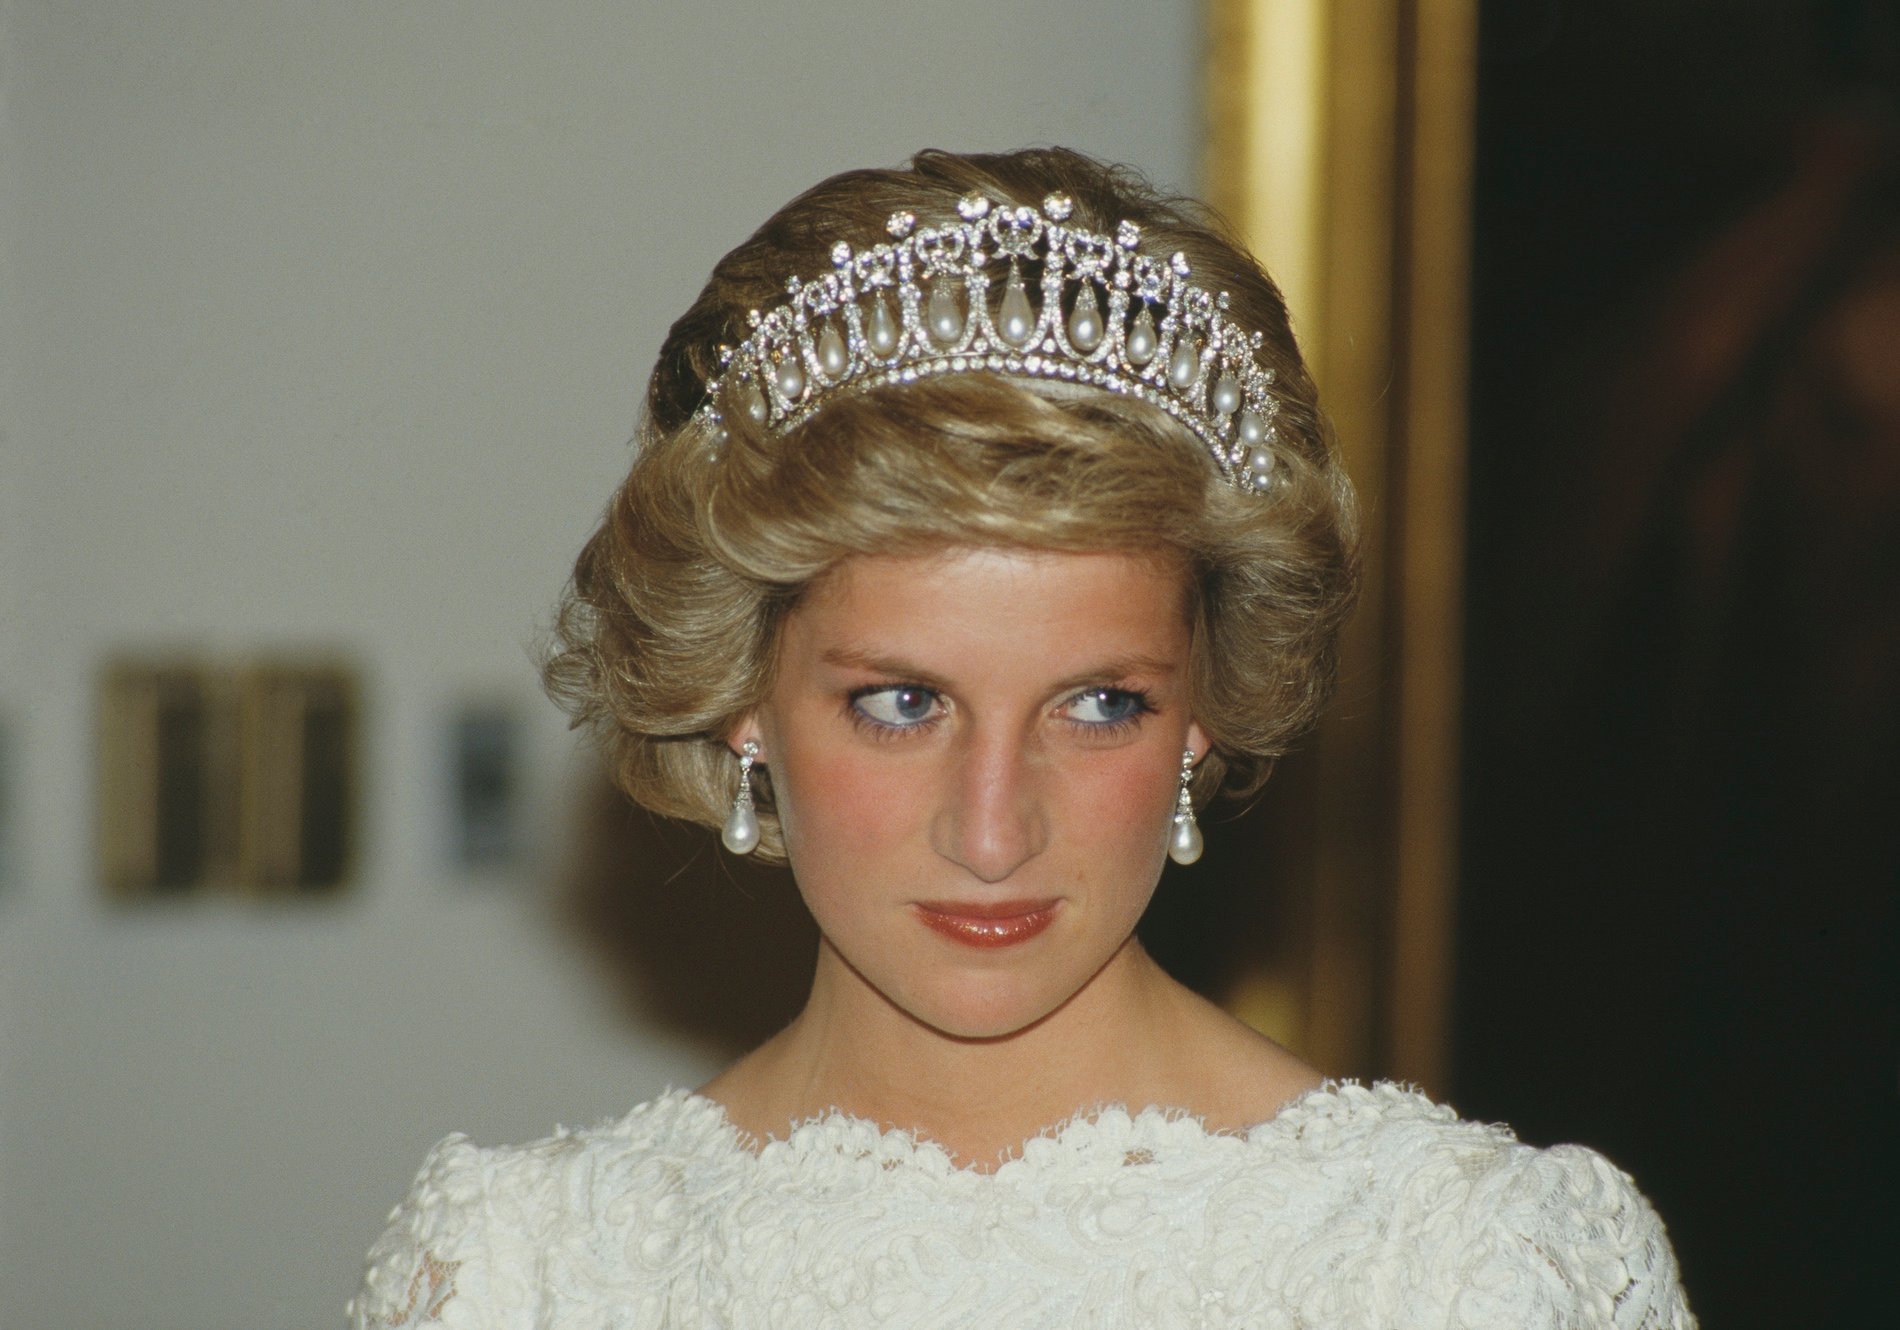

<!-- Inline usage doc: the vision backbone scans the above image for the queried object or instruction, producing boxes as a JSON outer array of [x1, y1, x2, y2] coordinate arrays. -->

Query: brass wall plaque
[[98, 658, 357, 897]]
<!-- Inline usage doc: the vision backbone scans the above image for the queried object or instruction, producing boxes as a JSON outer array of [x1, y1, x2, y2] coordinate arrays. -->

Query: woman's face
[[733, 546, 1207, 1041]]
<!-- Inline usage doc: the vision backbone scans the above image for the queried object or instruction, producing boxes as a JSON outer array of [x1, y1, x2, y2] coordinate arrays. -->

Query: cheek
[[773, 746, 928, 868], [766, 705, 1184, 882], [1060, 752, 1178, 872], [1092, 751, 1177, 817], [1064, 723, 1180, 803]]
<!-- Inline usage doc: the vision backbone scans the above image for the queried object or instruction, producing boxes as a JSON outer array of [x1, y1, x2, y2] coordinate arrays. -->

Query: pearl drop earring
[[721, 740, 761, 855], [1168, 748, 1203, 866]]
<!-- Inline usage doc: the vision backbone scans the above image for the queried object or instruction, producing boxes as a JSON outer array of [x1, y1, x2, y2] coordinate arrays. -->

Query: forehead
[[784, 546, 1192, 663]]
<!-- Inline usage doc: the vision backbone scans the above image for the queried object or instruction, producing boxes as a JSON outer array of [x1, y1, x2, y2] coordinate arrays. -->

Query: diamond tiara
[[695, 190, 1284, 493]]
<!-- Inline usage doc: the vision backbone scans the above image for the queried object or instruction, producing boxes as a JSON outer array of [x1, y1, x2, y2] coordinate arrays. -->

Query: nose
[[931, 727, 1049, 883]]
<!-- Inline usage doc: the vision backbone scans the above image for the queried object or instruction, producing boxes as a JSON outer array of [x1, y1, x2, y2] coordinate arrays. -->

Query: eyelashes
[[844, 684, 1157, 741], [1066, 687, 1150, 727], [848, 685, 940, 732]]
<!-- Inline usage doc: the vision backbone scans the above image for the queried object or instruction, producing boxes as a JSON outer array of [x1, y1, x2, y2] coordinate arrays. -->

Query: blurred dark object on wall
[[96, 658, 359, 898], [1457, 3, 1897, 1326]]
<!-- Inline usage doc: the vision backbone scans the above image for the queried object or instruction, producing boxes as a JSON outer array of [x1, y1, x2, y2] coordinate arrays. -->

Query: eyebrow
[[818, 644, 1180, 692], [819, 646, 953, 691]]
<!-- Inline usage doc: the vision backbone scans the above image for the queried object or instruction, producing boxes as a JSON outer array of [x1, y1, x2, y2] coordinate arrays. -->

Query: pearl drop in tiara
[[696, 190, 1284, 493]]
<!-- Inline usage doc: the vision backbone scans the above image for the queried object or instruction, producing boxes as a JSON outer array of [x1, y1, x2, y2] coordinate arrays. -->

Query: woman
[[350, 148, 1694, 1328]]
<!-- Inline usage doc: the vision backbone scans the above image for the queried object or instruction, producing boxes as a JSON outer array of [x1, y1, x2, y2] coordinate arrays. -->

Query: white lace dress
[[348, 1081, 1694, 1329]]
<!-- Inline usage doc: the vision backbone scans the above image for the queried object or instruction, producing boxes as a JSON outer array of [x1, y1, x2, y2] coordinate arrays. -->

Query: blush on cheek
[[777, 750, 919, 865], [1080, 750, 1178, 839]]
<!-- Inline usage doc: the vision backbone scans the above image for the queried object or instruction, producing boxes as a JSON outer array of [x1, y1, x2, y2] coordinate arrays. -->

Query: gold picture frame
[[1205, 0, 1477, 1092]]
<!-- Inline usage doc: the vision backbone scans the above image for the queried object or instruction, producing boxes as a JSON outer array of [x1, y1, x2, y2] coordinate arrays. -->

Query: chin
[[893, 976, 1074, 1042]]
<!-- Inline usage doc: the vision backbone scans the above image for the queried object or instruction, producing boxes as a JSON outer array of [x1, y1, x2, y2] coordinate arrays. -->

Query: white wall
[[0, 2, 1198, 1326]]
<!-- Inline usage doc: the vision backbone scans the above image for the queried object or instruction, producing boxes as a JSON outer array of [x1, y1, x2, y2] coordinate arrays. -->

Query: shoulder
[[347, 1092, 721, 1330], [1264, 1082, 1695, 1329], [347, 1131, 501, 1330], [1476, 1137, 1697, 1329]]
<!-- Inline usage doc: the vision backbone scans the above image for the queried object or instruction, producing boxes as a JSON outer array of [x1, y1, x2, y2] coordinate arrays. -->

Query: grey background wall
[[0, 3, 1197, 1326]]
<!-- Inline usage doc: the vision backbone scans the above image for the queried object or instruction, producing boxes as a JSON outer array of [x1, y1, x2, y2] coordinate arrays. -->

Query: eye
[[1064, 687, 1151, 727], [851, 685, 941, 729]]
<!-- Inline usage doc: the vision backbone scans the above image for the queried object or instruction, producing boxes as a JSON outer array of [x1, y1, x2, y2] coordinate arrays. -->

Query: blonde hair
[[544, 147, 1359, 863]]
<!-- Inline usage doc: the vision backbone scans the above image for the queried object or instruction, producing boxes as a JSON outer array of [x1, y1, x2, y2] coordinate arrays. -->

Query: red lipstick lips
[[914, 899, 1061, 948]]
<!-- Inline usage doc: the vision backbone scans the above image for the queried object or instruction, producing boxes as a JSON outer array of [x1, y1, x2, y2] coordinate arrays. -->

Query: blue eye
[[1066, 688, 1149, 726], [851, 685, 940, 729]]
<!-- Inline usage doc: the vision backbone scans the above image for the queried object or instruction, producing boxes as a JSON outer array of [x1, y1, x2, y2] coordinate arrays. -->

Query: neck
[[735, 935, 1190, 1167]]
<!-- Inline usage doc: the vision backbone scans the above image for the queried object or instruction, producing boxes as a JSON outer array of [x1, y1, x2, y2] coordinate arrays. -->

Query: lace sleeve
[[346, 1134, 518, 1330], [1466, 1141, 1697, 1330]]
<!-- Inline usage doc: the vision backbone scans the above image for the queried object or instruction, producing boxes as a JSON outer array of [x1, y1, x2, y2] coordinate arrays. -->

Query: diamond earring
[[721, 740, 761, 855], [1168, 748, 1204, 866]]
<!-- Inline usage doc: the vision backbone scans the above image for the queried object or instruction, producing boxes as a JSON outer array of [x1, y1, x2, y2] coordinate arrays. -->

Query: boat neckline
[[654, 1078, 1440, 1179]]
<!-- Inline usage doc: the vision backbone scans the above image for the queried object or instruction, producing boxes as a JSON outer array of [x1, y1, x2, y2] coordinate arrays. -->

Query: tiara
[[695, 190, 1284, 493]]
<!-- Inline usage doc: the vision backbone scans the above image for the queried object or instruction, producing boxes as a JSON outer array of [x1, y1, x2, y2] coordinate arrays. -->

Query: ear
[[1186, 719, 1210, 766], [726, 712, 766, 762]]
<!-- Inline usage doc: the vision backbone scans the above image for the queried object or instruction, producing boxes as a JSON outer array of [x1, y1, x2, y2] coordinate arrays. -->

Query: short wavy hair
[[544, 147, 1359, 863]]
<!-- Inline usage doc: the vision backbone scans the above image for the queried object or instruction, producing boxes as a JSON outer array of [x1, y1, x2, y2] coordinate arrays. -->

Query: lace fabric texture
[[348, 1081, 1695, 1329]]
